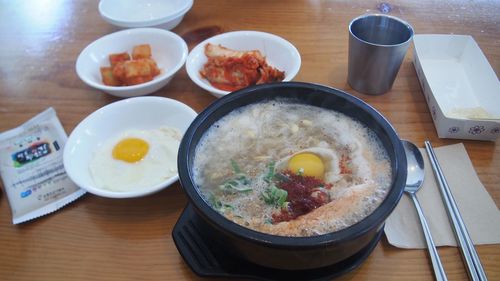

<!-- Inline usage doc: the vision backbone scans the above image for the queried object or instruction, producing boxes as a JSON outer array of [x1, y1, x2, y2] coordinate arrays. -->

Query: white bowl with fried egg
[[63, 96, 197, 198], [76, 28, 188, 98], [186, 30, 301, 98]]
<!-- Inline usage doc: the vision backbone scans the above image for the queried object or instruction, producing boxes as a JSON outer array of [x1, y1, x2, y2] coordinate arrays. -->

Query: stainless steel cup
[[348, 14, 414, 95]]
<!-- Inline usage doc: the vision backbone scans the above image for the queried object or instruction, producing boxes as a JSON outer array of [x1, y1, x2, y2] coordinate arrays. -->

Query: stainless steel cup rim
[[349, 14, 414, 47]]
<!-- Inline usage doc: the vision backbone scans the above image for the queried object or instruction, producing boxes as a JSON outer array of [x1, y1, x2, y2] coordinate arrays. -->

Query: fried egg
[[89, 127, 181, 192], [287, 152, 325, 179], [275, 147, 341, 183]]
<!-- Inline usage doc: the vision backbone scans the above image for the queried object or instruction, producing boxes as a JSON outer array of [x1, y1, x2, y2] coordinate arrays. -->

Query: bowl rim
[[98, 0, 193, 28], [349, 14, 414, 47], [185, 30, 301, 98], [64, 96, 198, 199], [75, 28, 188, 92], [178, 82, 406, 248]]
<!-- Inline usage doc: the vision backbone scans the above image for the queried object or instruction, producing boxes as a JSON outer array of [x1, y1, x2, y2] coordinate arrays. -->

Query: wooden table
[[0, 1, 498, 280]]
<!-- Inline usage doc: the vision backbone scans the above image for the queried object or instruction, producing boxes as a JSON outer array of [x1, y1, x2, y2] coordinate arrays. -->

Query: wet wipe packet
[[0, 108, 85, 224]]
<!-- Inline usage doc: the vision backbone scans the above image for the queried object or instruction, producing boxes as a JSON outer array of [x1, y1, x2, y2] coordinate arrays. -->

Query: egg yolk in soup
[[112, 137, 149, 163], [287, 152, 324, 179]]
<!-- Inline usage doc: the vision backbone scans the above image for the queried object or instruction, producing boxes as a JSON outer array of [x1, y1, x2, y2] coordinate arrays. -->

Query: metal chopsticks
[[424, 141, 488, 281]]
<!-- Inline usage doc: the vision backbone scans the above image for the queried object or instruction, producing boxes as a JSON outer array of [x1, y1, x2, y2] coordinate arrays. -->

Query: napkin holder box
[[413, 34, 500, 141]]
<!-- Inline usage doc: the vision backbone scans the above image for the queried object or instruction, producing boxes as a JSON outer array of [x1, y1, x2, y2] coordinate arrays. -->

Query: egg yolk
[[112, 138, 149, 163], [287, 152, 324, 179]]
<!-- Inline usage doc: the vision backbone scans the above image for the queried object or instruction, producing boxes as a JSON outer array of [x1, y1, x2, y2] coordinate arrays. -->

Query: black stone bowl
[[177, 82, 406, 270]]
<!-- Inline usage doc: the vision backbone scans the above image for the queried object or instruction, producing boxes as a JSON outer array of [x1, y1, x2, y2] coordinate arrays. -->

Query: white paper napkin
[[385, 143, 500, 249]]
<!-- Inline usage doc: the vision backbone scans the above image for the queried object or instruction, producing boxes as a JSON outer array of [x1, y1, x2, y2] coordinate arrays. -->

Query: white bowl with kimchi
[[186, 31, 301, 98], [76, 28, 188, 98]]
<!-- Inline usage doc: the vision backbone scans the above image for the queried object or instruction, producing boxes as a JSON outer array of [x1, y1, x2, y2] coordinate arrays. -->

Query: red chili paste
[[272, 171, 332, 223]]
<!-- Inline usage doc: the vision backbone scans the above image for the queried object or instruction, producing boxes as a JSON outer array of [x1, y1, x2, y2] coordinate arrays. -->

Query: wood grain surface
[[0, 1, 498, 280]]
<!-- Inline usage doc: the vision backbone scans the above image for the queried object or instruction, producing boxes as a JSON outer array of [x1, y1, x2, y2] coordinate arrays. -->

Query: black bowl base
[[172, 204, 383, 281]]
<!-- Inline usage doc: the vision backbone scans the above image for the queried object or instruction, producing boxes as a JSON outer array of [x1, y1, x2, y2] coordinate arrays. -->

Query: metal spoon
[[402, 140, 448, 281]]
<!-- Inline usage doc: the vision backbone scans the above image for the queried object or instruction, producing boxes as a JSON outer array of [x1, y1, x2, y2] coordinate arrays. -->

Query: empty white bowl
[[76, 28, 188, 98], [186, 30, 301, 98], [98, 0, 193, 29], [63, 96, 197, 198]]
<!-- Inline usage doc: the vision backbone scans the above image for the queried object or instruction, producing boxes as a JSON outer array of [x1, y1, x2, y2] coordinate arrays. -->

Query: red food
[[101, 44, 160, 86], [272, 171, 332, 224], [200, 43, 285, 91], [132, 44, 152, 60], [100, 67, 121, 86], [109, 52, 130, 67]]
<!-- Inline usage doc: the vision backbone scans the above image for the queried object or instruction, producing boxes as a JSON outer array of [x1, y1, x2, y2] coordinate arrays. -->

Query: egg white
[[89, 127, 181, 192]]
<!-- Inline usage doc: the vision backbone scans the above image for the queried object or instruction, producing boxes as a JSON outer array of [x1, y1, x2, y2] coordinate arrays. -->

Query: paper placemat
[[385, 143, 500, 249]]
